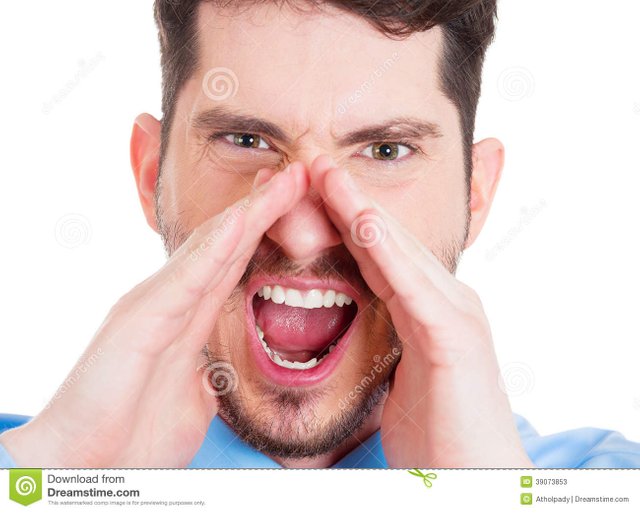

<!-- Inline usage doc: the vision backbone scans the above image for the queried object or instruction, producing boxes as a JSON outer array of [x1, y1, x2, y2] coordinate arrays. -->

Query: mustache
[[157, 213, 372, 296], [238, 238, 372, 296]]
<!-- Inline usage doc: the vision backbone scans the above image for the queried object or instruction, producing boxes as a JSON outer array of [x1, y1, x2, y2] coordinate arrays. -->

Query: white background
[[0, 1, 639, 444]]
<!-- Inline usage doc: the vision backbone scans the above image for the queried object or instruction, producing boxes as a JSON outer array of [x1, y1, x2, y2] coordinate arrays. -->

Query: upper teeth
[[257, 285, 353, 309]]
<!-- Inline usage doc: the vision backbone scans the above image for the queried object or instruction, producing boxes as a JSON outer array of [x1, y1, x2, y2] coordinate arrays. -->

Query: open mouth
[[247, 279, 359, 386]]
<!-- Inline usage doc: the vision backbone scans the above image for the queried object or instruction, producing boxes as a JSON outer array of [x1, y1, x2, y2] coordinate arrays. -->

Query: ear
[[130, 113, 161, 233], [464, 137, 504, 248]]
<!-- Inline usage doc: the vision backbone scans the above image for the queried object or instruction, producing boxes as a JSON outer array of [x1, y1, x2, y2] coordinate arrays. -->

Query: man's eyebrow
[[335, 117, 443, 147], [193, 106, 292, 144], [192, 106, 443, 147]]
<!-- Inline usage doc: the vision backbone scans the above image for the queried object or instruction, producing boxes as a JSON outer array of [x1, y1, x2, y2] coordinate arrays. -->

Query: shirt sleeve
[[514, 414, 640, 468], [0, 442, 17, 468], [0, 414, 31, 468], [575, 429, 640, 468]]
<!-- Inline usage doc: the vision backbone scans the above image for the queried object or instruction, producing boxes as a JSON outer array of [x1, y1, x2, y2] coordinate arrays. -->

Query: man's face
[[153, 3, 468, 461]]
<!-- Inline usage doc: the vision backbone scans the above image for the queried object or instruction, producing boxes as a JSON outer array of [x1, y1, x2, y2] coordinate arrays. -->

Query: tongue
[[254, 298, 353, 354]]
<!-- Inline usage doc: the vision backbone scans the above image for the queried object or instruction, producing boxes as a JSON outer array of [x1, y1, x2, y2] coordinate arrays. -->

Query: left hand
[[309, 156, 534, 468]]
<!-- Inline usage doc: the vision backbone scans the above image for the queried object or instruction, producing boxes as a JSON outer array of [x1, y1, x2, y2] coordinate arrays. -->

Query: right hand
[[0, 163, 309, 467]]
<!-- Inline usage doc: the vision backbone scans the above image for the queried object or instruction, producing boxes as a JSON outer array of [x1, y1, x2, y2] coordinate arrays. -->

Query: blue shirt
[[1, 413, 640, 468]]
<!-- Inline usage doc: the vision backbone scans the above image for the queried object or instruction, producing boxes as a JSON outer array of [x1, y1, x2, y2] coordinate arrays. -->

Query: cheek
[[198, 178, 247, 217], [347, 303, 395, 362], [365, 165, 468, 247], [206, 143, 282, 176], [208, 298, 251, 360], [181, 166, 256, 226], [165, 141, 280, 229]]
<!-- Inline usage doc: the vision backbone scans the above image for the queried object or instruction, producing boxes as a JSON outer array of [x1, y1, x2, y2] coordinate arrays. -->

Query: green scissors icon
[[408, 469, 438, 488]]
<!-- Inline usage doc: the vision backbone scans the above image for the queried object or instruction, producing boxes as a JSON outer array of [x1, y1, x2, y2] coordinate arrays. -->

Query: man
[[1, 0, 639, 468]]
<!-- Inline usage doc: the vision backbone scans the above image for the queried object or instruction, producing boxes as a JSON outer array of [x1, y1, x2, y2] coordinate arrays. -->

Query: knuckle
[[459, 282, 481, 302], [457, 283, 485, 313], [108, 292, 133, 319]]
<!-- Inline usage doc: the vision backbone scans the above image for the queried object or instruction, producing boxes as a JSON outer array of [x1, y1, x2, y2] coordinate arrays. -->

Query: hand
[[0, 164, 309, 467], [309, 155, 534, 468]]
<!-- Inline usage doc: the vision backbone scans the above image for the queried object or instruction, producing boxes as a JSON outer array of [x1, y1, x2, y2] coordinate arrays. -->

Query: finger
[[175, 285, 225, 355], [253, 167, 277, 189], [310, 159, 459, 321], [310, 155, 452, 283], [109, 163, 309, 344], [366, 201, 459, 295]]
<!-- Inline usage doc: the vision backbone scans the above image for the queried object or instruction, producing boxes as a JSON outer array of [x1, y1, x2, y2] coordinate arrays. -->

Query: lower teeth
[[256, 324, 336, 370]]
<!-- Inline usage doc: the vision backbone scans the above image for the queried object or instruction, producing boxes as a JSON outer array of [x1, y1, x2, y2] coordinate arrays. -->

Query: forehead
[[189, 2, 452, 136]]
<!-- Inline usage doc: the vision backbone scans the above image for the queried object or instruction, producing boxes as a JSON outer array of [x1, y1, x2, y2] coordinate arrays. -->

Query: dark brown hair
[[153, 0, 498, 180]]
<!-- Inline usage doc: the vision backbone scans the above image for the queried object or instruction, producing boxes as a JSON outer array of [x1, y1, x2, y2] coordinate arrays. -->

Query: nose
[[265, 159, 342, 265]]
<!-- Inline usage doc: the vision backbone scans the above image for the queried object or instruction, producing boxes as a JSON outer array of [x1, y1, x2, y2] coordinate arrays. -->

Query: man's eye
[[360, 142, 416, 161], [218, 133, 272, 150]]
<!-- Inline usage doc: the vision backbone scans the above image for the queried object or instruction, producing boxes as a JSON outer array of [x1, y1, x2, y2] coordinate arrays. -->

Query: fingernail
[[326, 157, 338, 169], [253, 168, 268, 186], [284, 164, 292, 174], [256, 173, 276, 192]]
